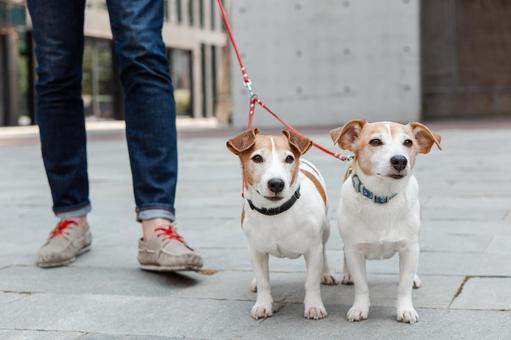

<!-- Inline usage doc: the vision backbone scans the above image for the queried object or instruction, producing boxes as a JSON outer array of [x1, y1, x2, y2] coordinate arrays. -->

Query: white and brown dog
[[227, 128, 337, 320], [330, 120, 441, 324]]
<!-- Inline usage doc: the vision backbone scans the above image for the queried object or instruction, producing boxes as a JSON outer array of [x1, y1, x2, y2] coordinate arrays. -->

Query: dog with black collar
[[227, 128, 337, 320]]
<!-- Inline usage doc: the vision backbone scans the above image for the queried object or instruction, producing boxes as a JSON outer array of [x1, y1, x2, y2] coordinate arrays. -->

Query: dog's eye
[[403, 139, 413, 147], [369, 138, 383, 146], [285, 155, 295, 164], [251, 155, 264, 163]]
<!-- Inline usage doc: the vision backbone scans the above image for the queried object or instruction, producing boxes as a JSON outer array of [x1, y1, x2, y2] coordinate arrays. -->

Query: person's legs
[[28, 0, 90, 219], [28, 0, 92, 268], [106, 0, 177, 227], [106, 0, 202, 271]]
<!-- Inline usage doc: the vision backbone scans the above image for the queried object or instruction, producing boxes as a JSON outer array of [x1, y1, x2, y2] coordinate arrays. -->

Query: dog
[[227, 128, 337, 320], [330, 120, 441, 324]]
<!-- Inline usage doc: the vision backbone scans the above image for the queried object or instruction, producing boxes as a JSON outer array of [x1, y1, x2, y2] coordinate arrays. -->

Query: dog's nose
[[268, 178, 285, 194], [390, 155, 408, 171]]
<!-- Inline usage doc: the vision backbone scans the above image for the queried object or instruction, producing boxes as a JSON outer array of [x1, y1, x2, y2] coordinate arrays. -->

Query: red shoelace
[[49, 219, 77, 239], [155, 226, 184, 243]]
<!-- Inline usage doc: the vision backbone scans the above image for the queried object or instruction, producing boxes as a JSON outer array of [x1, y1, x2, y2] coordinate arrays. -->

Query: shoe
[[138, 224, 203, 272], [37, 219, 92, 268]]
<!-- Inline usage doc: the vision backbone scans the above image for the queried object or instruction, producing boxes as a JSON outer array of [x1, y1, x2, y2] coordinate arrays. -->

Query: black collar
[[246, 187, 301, 216]]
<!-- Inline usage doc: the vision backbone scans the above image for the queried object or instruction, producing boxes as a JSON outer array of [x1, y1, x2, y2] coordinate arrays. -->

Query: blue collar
[[351, 174, 397, 204]]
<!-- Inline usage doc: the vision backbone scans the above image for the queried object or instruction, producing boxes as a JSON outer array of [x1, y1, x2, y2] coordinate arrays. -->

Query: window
[[82, 39, 114, 119], [169, 48, 193, 116], [163, 0, 169, 21], [199, 0, 205, 28], [188, 0, 194, 26], [210, 0, 216, 30], [176, 0, 182, 24]]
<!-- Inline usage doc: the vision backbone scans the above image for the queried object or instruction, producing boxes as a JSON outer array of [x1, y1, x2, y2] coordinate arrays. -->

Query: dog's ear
[[408, 122, 442, 154], [330, 119, 367, 151], [226, 128, 260, 156], [282, 129, 313, 155]]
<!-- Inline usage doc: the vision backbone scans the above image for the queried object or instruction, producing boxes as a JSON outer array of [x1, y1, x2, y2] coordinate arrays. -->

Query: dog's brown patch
[[301, 169, 327, 205]]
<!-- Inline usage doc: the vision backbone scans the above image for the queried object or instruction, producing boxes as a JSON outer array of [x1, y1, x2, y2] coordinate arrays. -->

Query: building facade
[[229, 0, 511, 127], [0, 0, 231, 127]]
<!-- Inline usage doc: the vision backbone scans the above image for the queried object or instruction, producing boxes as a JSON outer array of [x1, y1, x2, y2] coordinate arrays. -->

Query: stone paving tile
[[0, 294, 255, 338], [0, 266, 205, 297], [0, 267, 461, 310], [0, 294, 510, 339], [450, 277, 511, 311]]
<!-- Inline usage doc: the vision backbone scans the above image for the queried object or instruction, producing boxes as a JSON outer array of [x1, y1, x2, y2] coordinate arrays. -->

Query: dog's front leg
[[304, 246, 327, 320], [249, 246, 273, 319], [345, 250, 370, 321], [397, 243, 420, 324]]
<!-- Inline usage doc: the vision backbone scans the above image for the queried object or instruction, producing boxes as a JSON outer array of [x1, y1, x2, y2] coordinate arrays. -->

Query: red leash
[[216, 0, 353, 162]]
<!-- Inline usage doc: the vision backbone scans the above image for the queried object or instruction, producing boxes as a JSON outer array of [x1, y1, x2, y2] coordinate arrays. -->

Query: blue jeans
[[27, 0, 178, 222]]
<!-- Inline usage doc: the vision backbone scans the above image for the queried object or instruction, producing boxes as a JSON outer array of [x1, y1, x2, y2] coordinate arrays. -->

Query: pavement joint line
[[0, 328, 206, 339], [503, 209, 511, 221], [482, 235, 496, 253], [0, 290, 36, 295], [0, 264, 31, 271], [0, 264, 487, 277], [449, 276, 471, 309], [447, 275, 511, 309], [0, 327, 87, 336]]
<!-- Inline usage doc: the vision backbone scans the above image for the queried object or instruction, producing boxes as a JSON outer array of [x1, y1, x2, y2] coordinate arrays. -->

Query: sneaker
[[37, 219, 92, 268], [138, 225, 203, 272]]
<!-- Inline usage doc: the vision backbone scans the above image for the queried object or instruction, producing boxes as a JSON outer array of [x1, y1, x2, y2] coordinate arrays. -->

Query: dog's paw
[[397, 306, 419, 324], [413, 274, 422, 289], [249, 278, 257, 292], [250, 303, 273, 320], [304, 304, 328, 320], [321, 273, 338, 286], [346, 305, 369, 322], [341, 273, 353, 285]]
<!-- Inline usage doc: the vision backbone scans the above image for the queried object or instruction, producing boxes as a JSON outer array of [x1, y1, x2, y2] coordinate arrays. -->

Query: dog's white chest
[[338, 176, 421, 260], [267, 241, 301, 259], [243, 203, 325, 259], [246, 222, 315, 259]]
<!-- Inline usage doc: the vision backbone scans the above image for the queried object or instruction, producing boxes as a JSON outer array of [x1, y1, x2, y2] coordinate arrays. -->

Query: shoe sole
[[37, 244, 91, 268], [139, 264, 203, 272]]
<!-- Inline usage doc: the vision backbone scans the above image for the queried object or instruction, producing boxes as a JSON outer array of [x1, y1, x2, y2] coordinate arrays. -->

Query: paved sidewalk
[[0, 125, 510, 339]]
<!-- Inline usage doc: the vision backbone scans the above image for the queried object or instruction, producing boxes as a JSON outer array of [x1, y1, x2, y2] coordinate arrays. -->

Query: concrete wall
[[230, 0, 420, 128]]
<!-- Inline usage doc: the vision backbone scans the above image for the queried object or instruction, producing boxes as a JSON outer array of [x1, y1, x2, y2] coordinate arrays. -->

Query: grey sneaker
[[37, 220, 92, 268], [138, 225, 203, 272]]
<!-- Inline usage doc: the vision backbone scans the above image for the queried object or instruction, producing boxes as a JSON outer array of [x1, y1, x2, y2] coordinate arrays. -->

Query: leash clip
[[336, 153, 355, 162], [244, 79, 257, 98]]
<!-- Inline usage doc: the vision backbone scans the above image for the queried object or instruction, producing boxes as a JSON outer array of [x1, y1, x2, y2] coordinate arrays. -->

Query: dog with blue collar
[[331, 119, 442, 324]]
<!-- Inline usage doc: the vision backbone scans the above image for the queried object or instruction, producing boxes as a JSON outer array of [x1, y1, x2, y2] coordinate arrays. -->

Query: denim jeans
[[27, 0, 178, 222]]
